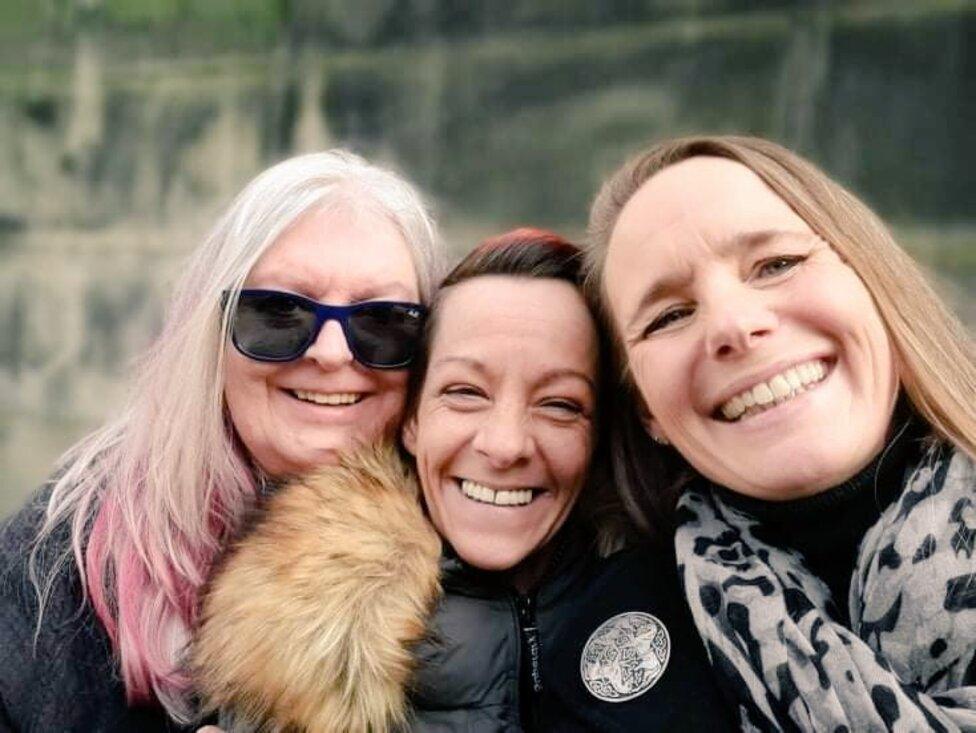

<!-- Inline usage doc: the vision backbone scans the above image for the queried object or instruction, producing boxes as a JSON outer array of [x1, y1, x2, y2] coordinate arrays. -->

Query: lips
[[715, 358, 830, 422]]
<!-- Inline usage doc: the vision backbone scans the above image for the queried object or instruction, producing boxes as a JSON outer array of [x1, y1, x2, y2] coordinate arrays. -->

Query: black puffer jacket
[[411, 537, 737, 731], [193, 445, 736, 732], [0, 489, 192, 732]]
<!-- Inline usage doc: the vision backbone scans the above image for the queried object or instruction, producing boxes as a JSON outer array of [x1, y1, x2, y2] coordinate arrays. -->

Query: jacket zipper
[[514, 592, 542, 731], [511, 531, 574, 730]]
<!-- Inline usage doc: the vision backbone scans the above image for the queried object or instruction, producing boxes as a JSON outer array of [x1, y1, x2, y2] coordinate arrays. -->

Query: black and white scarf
[[676, 445, 976, 732]]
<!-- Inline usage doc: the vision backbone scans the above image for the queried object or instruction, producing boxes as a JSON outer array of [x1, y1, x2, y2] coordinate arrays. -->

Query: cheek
[[815, 278, 897, 383], [628, 348, 686, 418], [413, 415, 459, 533], [223, 356, 270, 426], [414, 407, 460, 478], [545, 428, 595, 493], [367, 371, 410, 423]]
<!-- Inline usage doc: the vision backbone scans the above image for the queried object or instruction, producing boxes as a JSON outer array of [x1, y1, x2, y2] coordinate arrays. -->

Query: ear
[[401, 416, 418, 456], [636, 397, 669, 446]]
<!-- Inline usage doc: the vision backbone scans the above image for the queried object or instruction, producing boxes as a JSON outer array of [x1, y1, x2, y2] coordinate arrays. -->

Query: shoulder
[[893, 443, 975, 525], [0, 484, 61, 627], [549, 541, 682, 608], [411, 580, 518, 719], [0, 485, 108, 729], [1, 486, 190, 732], [538, 542, 738, 730]]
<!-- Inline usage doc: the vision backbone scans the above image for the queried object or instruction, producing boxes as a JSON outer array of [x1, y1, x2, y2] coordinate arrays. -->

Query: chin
[[720, 454, 858, 501], [454, 540, 531, 573]]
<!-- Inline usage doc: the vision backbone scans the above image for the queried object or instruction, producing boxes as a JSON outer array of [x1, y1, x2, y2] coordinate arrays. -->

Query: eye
[[754, 255, 805, 279], [539, 398, 585, 419], [442, 384, 485, 399], [642, 304, 694, 337], [440, 384, 489, 410]]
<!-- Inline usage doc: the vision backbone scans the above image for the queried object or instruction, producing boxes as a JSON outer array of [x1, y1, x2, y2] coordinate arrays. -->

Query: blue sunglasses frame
[[225, 288, 427, 369]]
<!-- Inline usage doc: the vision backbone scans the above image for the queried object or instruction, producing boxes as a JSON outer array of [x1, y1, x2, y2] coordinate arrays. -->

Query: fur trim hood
[[191, 443, 443, 733]]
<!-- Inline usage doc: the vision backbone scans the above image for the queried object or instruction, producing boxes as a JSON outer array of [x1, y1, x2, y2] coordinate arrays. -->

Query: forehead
[[604, 158, 811, 301], [247, 204, 418, 299], [612, 156, 807, 249], [431, 276, 597, 370]]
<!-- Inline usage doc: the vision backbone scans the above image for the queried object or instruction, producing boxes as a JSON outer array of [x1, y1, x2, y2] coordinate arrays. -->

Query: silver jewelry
[[580, 611, 671, 702]]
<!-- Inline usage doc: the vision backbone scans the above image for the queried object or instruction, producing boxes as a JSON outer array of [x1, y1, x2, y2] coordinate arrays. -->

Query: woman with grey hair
[[0, 150, 444, 731]]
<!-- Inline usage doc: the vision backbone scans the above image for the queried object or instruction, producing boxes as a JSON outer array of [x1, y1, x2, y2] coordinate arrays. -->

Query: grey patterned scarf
[[676, 445, 976, 732]]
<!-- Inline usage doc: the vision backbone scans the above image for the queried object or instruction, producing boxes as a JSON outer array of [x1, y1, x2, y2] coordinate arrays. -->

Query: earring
[[652, 433, 670, 446]]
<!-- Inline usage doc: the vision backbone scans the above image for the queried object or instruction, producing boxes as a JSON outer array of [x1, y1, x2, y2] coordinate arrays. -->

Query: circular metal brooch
[[579, 611, 671, 702]]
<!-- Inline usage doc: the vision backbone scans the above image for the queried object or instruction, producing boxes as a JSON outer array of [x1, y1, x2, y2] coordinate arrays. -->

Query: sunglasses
[[225, 289, 427, 369]]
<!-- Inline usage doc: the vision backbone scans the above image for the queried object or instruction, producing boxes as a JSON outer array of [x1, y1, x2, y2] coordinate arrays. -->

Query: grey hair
[[31, 149, 445, 720], [210, 150, 445, 306]]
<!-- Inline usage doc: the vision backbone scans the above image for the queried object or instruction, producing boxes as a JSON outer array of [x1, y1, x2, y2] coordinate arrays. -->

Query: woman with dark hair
[[584, 135, 976, 730], [191, 229, 735, 732]]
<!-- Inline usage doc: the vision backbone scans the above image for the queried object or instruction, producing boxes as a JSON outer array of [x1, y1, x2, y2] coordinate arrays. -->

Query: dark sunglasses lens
[[347, 303, 425, 367], [233, 292, 317, 360]]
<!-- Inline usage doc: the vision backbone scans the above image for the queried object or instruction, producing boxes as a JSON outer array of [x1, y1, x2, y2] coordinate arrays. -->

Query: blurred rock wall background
[[1, 0, 973, 513]]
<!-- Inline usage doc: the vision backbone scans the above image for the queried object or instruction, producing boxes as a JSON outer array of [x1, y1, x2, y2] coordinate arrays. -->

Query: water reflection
[[2, 4, 972, 511]]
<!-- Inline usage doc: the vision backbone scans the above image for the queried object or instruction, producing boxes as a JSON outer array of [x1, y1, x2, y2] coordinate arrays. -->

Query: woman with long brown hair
[[584, 135, 976, 730]]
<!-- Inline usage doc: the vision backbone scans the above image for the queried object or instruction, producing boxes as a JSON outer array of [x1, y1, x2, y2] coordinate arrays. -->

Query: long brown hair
[[584, 135, 976, 536]]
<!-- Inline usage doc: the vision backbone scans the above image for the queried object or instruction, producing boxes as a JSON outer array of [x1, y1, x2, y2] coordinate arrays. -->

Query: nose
[[302, 319, 354, 369], [472, 401, 534, 470], [703, 285, 778, 360]]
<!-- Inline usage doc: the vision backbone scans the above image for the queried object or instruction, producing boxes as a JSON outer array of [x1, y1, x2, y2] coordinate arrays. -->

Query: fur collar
[[191, 443, 442, 733]]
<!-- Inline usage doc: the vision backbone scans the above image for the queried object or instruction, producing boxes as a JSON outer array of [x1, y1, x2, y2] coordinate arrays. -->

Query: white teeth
[[718, 359, 829, 422], [720, 395, 745, 421], [292, 390, 362, 406], [769, 375, 791, 400], [459, 479, 534, 507], [753, 383, 775, 406]]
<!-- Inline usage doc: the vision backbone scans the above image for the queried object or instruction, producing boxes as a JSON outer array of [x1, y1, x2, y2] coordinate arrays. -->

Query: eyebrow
[[347, 281, 416, 301], [430, 355, 488, 373], [624, 228, 794, 334], [430, 356, 596, 391], [264, 277, 416, 302]]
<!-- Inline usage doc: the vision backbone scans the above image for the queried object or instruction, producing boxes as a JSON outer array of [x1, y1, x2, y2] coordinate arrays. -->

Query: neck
[[710, 406, 929, 621]]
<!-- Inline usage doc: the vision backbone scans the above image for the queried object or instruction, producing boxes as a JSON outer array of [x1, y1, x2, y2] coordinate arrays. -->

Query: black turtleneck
[[713, 411, 929, 625]]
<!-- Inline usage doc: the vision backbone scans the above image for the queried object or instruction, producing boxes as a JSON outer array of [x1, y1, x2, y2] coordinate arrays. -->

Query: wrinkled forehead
[[602, 157, 813, 321], [610, 156, 807, 252]]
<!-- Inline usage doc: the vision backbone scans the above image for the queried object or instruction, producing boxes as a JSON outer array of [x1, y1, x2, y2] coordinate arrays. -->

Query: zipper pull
[[516, 594, 543, 693]]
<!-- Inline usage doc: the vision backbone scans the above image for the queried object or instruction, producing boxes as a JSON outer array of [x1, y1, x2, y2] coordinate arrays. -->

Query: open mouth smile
[[456, 478, 543, 507], [289, 389, 366, 406], [715, 358, 831, 422]]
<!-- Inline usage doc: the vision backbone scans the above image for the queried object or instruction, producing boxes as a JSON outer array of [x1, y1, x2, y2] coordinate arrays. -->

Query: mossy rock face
[[0, 4, 972, 509]]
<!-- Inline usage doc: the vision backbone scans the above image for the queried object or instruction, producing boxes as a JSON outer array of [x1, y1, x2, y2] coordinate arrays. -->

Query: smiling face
[[404, 276, 598, 576], [603, 156, 899, 500], [224, 203, 419, 478]]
